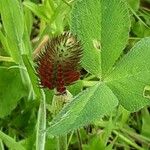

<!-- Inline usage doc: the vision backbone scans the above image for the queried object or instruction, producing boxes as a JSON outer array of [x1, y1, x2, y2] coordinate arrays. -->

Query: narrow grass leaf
[[0, 0, 24, 62], [0, 0, 24, 42], [0, 30, 9, 55], [36, 90, 46, 150], [0, 139, 4, 150], [0, 130, 25, 150], [22, 55, 42, 100], [23, 1, 50, 22]]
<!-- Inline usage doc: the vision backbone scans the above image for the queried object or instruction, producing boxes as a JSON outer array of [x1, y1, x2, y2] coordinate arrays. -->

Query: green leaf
[[102, 116, 114, 145], [105, 37, 150, 111], [22, 55, 42, 100], [71, 0, 130, 77], [0, 0, 24, 62], [86, 136, 105, 150], [0, 67, 26, 118], [132, 21, 150, 38], [0, 130, 25, 150], [141, 108, 150, 139], [0, 30, 9, 55], [0, 139, 4, 150], [36, 90, 46, 150], [67, 80, 83, 96], [23, 24, 32, 57], [101, 0, 130, 76], [47, 83, 118, 136], [24, 1, 34, 36], [23, 1, 33, 57], [0, 0, 24, 41], [127, 0, 140, 11], [0, 56, 14, 62], [71, 0, 101, 77], [23, 1, 50, 22]]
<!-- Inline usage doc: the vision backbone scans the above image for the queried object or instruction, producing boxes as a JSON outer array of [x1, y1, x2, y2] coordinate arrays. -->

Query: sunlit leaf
[[105, 37, 150, 111], [71, 0, 101, 77], [71, 0, 130, 77], [47, 82, 118, 136], [0, 0, 24, 62]]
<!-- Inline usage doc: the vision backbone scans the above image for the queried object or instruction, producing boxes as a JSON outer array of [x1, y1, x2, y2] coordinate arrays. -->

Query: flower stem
[[52, 90, 72, 150], [57, 135, 67, 150]]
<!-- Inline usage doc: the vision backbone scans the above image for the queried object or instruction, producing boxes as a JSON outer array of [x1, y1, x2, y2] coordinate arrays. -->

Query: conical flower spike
[[36, 32, 82, 95]]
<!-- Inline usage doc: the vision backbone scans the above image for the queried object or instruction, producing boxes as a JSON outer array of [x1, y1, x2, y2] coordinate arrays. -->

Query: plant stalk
[[113, 130, 144, 150], [57, 135, 67, 150], [52, 90, 72, 150], [36, 90, 46, 150]]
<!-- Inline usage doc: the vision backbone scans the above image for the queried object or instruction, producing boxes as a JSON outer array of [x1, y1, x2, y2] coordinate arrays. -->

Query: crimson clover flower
[[36, 32, 82, 94]]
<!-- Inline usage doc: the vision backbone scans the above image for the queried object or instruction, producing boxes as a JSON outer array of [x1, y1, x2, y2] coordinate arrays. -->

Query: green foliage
[[141, 108, 150, 139], [67, 80, 83, 96], [23, 1, 51, 22], [47, 83, 118, 136], [100, 0, 130, 76], [23, 0, 71, 34], [0, 0, 25, 62], [47, 0, 130, 136], [105, 37, 150, 111], [127, 0, 140, 11], [0, 0, 150, 149], [0, 130, 25, 150], [71, 0, 130, 77], [0, 67, 26, 118], [71, 0, 101, 77], [132, 18, 150, 37], [0, 0, 46, 149], [36, 91, 46, 150], [46, 0, 150, 139]]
